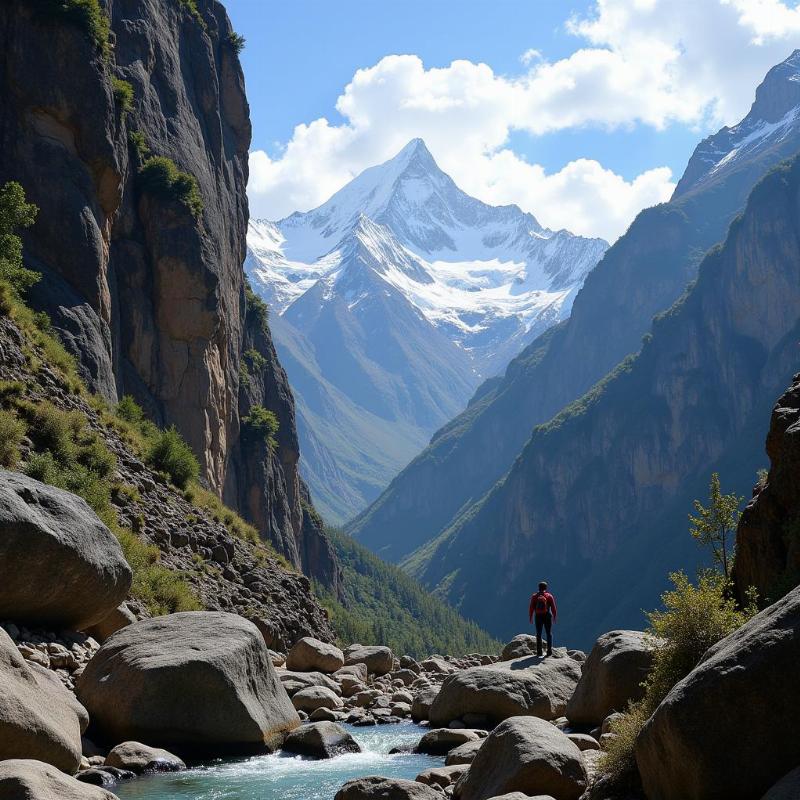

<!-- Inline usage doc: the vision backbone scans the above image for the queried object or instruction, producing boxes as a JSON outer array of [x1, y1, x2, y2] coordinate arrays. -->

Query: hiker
[[528, 581, 557, 656]]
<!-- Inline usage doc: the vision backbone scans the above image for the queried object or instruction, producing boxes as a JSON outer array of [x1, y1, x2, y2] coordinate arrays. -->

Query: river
[[114, 722, 443, 800]]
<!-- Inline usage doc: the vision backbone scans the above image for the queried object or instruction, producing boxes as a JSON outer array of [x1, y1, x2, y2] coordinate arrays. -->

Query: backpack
[[535, 592, 549, 615]]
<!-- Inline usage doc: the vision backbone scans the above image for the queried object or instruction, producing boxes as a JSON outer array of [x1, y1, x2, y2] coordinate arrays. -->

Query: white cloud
[[248, 0, 800, 241]]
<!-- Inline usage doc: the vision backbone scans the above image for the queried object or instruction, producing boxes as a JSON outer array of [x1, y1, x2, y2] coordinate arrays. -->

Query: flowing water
[[114, 722, 443, 800]]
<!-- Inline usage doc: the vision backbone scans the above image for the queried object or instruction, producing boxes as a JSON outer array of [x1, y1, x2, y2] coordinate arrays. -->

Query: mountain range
[[349, 50, 800, 644], [246, 139, 607, 522]]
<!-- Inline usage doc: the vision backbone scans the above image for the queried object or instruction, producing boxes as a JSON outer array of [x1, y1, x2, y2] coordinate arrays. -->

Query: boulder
[[416, 728, 484, 755], [445, 739, 484, 766], [0, 759, 119, 799], [344, 645, 394, 676], [286, 637, 344, 673], [279, 670, 341, 694], [282, 721, 361, 758], [0, 629, 85, 772], [566, 733, 599, 752], [0, 471, 132, 629], [430, 655, 581, 726], [501, 635, 539, 661], [420, 657, 456, 675], [310, 707, 342, 722], [416, 765, 468, 789], [762, 767, 800, 799], [335, 776, 442, 800], [411, 687, 439, 722], [335, 663, 369, 682], [636, 585, 800, 800], [75, 611, 299, 753], [453, 717, 588, 800], [291, 685, 343, 713], [104, 741, 185, 773], [566, 631, 655, 726], [86, 604, 136, 644]]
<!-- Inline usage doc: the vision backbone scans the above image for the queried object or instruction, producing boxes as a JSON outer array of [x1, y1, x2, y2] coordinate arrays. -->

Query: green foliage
[[245, 281, 269, 329], [0, 182, 39, 299], [599, 570, 756, 782], [688, 472, 743, 579], [243, 347, 267, 373], [138, 157, 203, 218], [0, 410, 25, 468], [128, 131, 150, 162], [111, 77, 134, 114], [227, 31, 246, 54], [242, 405, 279, 448], [318, 527, 501, 658], [177, 0, 206, 28], [145, 426, 200, 489], [35, 0, 110, 57]]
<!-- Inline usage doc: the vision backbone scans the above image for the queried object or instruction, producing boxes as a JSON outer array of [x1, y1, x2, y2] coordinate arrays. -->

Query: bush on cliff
[[146, 426, 200, 489], [242, 405, 279, 449], [0, 182, 39, 299], [138, 156, 203, 218], [34, 0, 110, 57]]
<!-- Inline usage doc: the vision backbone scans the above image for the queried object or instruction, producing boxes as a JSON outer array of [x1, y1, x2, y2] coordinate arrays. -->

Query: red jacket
[[529, 591, 557, 623]]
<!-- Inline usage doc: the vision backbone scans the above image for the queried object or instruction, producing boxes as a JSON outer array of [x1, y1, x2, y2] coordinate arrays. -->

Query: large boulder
[[286, 637, 344, 673], [344, 645, 394, 676], [636, 585, 800, 800], [291, 685, 343, 713], [411, 687, 438, 722], [282, 721, 361, 758], [446, 739, 484, 766], [0, 471, 132, 629], [501, 635, 538, 661], [762, 767, 800, 799], [416, 728, 484, 755], [104, 741, 185, 773], [278, 669, 340, 695], [0, 760, 119, 800], [430, 655, 581, 726], [0, 629, 85, 772], [566, 631, 656, 726], [75, 611, 299, 753], [453, 717, 588, 800], [336, 776, 442, 800]]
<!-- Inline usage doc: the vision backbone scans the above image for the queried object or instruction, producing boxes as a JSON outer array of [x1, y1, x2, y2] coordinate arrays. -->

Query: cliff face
[[733, 375, 800, 604], [0, 0, 337, 586], [410, 156, 800, 646], [349, 51, 800, 563]]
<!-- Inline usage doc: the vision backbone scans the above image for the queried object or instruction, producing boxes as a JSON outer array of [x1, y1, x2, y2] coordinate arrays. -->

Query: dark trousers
[[535, 612, 553, 655]]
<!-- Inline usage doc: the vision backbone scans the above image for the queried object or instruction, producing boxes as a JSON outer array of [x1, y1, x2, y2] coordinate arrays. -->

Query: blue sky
[[225, 0, 800, 240]]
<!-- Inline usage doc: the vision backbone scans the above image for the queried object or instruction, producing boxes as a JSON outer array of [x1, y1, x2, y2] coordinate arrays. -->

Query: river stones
[[430, 655, 581, 726], [282, 721, 361, 758], [636, 584, 800, 800], [566, 630, 656, 726], [278, 670, 341, 695], [416, 765, 469, 789], [344, 645, 394, 676], [0, 759, 119, 799], [0, 471, 132, 629], [291, 685, 344, 713], [335, 776, 442, 800], [453, 717, 588, 800], [445, 739, 484, 766], [75, 612, 299, 753], [411, 687, 439, 722], [0, 629, 86, 772], [104, 742, 185, 773], [416, 728, 485, 755], [286, 637, 345, 673]]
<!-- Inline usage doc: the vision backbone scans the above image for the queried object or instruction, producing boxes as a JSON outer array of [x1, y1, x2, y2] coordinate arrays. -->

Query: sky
[[225, 0, 800, 242]]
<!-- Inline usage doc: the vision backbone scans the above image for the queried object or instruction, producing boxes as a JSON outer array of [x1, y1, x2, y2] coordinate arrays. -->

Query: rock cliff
[[733, 374, 800, 604], [410, 154, 800, 646], [0, 0, 337, 587]]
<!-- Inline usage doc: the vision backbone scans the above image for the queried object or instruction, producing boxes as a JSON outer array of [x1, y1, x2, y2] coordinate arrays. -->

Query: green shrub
[[111, 77, 134, 114], [242, 405, 279, 448], [35, 0, 110, 57], [138, 156, 203, 218], [116, 394, 145, 424], [243, 347, 267, 373], [145, 426, 200, 488], [245, 281, 269, 328], [23, 401, 78, 464], [227, 31, 245, 54], [0, 410, 25, 468], [0, 182, 39, 298], [77, 435, 117, 479], [128, 131, 150, 162], [177, 0, 205, 28]]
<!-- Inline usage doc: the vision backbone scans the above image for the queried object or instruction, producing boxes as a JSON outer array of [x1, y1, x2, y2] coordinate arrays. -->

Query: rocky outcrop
[[0, 759, 119, 800], [733, 374, 800, 603], [0, 471, 131, 630], [0, 629, 86, 772], [636, 584, 800, 800], [566, 631, 655, 726], [410, 152, 800, 646], [0, 0, 338, 591], [104, 742, 186, 774], [429, 655, 582, 726], [75, 612, 299, 753], [453, 717, 588, 800], [282, 721, 361, 759]]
